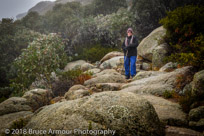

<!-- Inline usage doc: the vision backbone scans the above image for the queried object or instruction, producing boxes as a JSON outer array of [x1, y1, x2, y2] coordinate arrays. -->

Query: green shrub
[[52, 68, 92, 96], [163, 90, 174, 99], [160, 5, 204, 70], [10, 34, 68, 96], [73, 44, 118, 63]]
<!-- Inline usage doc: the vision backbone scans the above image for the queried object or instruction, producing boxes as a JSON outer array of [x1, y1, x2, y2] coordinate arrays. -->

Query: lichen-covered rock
[[95, 83, 122, 91], [22, 89, 53, 111], [132, 71, 166, 81], [64, 60, 86, 71], [137, 26, 167, 61], [152, 43, 170, 70], [191, 70, 204, 97], [100, 51, 123, 63], [0, 97, 32, 116], [0, 111, 33, 134], [121, 66, 193, 95], [189, 118, 204, 130], [140, 94, 187, 126], [141, 62, 152, 70], [84, 69, 126, 86], [189, 106, 204, 122], [64, 85, 91, 100], [159, 62, 178, 72], [25, 91, 165, 136], [81, 62, 96, 71], [99, 56, 123, 69]]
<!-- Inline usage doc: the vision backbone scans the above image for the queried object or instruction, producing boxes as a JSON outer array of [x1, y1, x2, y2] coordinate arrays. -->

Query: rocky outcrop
[[121, 66, 193, 95], [84, 69, 126, 86], [137, 26, 167, 61], [64, 85, 91, 100], [140, 94, 187, 126], [64, 60, 86, 71], [22, 89, 53, 111], [0, 97, 32, 116], [25, 91, 165, 135], [100, 51, 123, 63]]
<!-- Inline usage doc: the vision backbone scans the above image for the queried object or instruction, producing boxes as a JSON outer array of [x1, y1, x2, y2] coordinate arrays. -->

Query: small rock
[[95, 83, 122, 91], [99, 56, 124, 69], [81, 62, 96, 71], [191, 70, 204, 97], [152, 43, 170, 70], [23, 89, 53, 111], [64, 85, 91, 100], [189, 106, 204, 122], [84, 68, 101, 75], [100, 51, 123, 63], [0, 97, 32, 116], [64, 60, 86, 71], [141, 62, 152, 70], [159, 62, 178, 72], [165, 126, 203, 136], [0, 111, 33, 134]]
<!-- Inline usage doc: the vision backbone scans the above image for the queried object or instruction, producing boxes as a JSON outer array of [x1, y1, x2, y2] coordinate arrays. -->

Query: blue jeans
[[124, 56, 137, 77]]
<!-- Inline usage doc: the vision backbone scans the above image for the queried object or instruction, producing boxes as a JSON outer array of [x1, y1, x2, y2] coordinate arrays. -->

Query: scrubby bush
[[73, 44, 118, 63], [160, 5, 204, 70], [52, 68, 92, 96], [10, 34, 67, 96]]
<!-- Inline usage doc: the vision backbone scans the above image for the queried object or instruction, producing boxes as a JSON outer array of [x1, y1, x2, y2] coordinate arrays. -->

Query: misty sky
[[0, 0, 56, 20]]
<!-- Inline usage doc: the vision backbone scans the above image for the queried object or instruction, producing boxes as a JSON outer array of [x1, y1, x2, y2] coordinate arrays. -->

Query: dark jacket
[[122, 35, 139, 57]]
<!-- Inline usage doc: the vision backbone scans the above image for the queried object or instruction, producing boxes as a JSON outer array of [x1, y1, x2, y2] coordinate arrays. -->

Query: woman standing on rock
[[122, 28, 139, 79]]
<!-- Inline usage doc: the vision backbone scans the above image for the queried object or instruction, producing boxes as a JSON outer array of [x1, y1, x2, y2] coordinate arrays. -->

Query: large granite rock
[[22, 89, 53, 111], [121, 66, 193, 96], [25, 91, 165, 136], [140, 94, 187, 126], [0, 97, 32, 116], [137, 26, 167, 61], [84, 69, 126, 86]]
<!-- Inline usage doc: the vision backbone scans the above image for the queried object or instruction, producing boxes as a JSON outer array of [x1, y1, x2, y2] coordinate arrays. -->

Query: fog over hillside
[[0, 0, 56, 20]]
